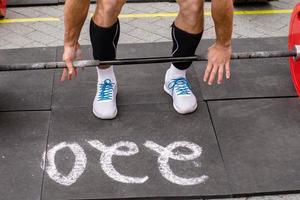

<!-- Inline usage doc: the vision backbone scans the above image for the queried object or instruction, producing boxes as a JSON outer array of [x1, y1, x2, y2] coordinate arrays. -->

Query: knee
[[179, 0, 204, 20], [96, 0, 125, 19]]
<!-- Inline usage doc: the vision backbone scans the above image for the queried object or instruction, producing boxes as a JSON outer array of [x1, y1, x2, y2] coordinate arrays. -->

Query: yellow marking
[[233, 9, 292, 15], [119, 11, 209, 18], [0, 9, 293, 24], [0, 17, 59, 24], [118, 9, 293, 18]]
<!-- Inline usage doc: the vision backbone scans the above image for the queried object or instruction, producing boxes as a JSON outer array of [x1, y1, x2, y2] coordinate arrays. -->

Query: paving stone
[[1, 1, 298, 49], [22, 41, 45, 48], [154, 37, 172, 42], [120, 21, 137, 33], [119, 32, 144, 43], [2, 32, 33, 47], [148, 2, 179, 12], [0, 39, 11, 47], [0, 43, 23, 49], [152, 17, 176, 28], [47, 39, 64, 47], [4, 9, 27, 18], [78, 38, 91, 46], [44, 20, 65, 31], [122, 5, 137, 14], [28, 22, 64, 39], [9, 6, 43, 18], [127, 27, 163, 42], [26, 31, 58, 45], [2, 23, 35, 35], [129, 18, 164, 29], [134, 22, 172, 37], [31, 6, 63, 17], [0, 26, 13, 38], [129, 3, 161, 13], [202, 27, 216, 39]]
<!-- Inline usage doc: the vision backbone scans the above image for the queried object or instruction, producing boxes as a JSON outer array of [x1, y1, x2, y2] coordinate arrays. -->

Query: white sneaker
[[93, 79, 117, 119], [164, 77, 197, 114]]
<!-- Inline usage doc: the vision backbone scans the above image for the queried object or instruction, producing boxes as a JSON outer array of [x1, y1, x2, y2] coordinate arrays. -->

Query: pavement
[[0, 0, 298, 49], [0, 1, 300, 200]]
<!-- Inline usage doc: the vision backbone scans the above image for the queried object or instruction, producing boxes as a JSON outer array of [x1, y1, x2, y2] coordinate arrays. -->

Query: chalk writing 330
[[41, 140, 209, 186]]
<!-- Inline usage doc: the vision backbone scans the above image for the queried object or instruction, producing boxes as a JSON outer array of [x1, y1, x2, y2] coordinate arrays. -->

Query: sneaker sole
[[164, 84, 197, 115], [93, 108, 118, 120]]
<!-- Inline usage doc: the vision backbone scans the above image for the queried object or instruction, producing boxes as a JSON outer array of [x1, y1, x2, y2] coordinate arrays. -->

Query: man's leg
[[90, 0, 126, 119], [164, 0, 204, 114]]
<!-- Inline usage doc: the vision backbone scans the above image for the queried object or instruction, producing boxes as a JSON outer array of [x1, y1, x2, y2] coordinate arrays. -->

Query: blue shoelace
[[97, 79, 115, 101], [168, 77, 192, 96]]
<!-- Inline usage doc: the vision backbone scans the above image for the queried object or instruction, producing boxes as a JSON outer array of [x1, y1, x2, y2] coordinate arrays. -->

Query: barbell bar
[[0, 48, 298, 71]]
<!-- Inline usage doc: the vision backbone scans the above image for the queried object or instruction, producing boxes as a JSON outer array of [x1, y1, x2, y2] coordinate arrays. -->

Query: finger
[[60, 68, 68, 82], [218, 64, 224, 84], [65, 59, 75, 80], [65, 59, 74, 75], [208, 65, 219, 85], [74, 68, 78, 77], [225, 61, 231, 79], [68, 73, 72, 80], [204, 62, 213, 82], [74, 49, 82, 73]]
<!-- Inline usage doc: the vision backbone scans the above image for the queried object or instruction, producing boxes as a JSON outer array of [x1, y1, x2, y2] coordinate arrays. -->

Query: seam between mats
[[39, 110, 52, 200], [204, 95, 298, 102], [205, 101, 234, 196], [40, 64, 56, 200]]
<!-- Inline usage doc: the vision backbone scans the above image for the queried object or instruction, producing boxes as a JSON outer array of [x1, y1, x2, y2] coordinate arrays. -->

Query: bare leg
[[92, 0, 126, 69], [175, 0, 204, 34]]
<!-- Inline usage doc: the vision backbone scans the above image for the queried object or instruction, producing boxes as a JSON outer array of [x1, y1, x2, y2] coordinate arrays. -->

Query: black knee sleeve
[[171, 23, 203, 70], [90, 19, 120, 61]]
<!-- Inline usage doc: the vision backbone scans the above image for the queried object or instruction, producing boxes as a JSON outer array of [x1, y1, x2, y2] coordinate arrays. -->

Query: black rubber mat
[[208, 98, 300, 194], [193, 37, 297, 100], [0, 47, 56, 111], [0, 38, 299, 200], [42, 104, 230, 200], [0, 111, 50, 200]]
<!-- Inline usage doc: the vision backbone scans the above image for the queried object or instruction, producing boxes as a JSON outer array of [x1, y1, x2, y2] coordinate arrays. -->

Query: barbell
[[0, 3, 300, 95]]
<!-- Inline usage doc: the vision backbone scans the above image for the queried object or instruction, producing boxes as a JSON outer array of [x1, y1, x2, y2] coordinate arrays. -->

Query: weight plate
[[0, 0, 6, 18], [288, 3, 300, 96]]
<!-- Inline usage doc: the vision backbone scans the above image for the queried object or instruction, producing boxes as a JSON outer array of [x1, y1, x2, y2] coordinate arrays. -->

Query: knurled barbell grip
[[231, 50, 297, 59]]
